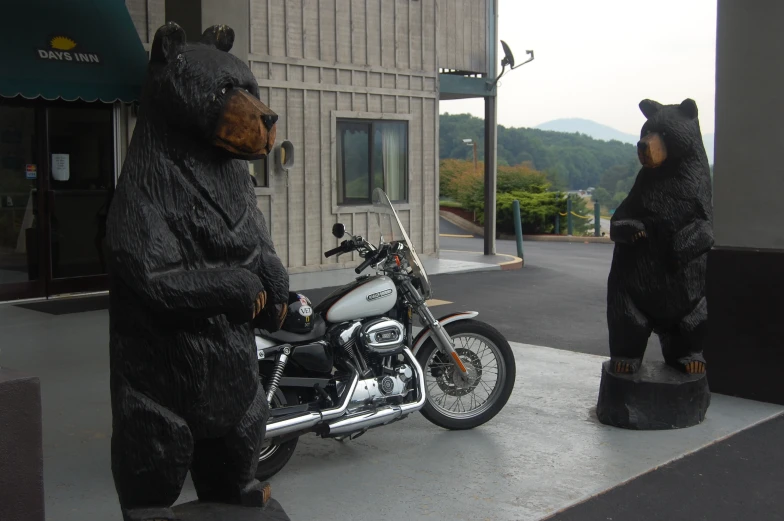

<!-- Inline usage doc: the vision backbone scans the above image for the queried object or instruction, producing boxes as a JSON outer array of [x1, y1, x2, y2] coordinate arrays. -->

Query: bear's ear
[[679, 98, 699, 119], [151, 22, 187, 64], [201, 25, 235, 52], [639, 99, 663, 119]]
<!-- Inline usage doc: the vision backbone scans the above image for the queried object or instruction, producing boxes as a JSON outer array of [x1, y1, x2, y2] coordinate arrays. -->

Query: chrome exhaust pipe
[[264, 371, 359, 439], [324, 348, 428, 437], [326, 406, 402, 436]]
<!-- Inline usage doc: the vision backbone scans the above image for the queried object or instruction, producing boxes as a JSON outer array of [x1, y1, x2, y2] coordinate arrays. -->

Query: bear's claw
[[253, 290, 267, 318], [613, 360, 635, 374], [632, 230, 647, 242], [684, 360, 706, 374]]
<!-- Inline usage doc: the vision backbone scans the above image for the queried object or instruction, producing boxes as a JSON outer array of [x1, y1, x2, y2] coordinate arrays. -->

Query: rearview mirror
[[332, 223, 346, 238]]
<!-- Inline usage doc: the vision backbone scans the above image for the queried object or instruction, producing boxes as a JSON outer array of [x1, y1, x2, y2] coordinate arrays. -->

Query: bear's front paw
[[611, 220, 646, 244]]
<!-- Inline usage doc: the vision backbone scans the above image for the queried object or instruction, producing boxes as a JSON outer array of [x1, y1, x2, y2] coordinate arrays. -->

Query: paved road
[[438, 216, 474, 236], [548, 413, 784, 521], [303, 234, 665, 361]]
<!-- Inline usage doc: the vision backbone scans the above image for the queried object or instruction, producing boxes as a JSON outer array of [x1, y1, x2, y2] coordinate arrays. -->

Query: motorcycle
[[253, 188, 516, 480]]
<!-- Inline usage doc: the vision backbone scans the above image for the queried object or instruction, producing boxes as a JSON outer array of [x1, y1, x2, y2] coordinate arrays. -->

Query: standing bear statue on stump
[[105, 22, 291, 521], [596, 98, 714, 430]]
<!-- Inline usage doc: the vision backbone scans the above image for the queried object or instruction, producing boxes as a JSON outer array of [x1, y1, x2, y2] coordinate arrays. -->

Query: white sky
[[441, 0, 718, 136]]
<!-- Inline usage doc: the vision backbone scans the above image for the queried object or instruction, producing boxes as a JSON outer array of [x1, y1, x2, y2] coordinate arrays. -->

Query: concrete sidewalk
[[0, 299, 781, 521], [288, 249, 521, 291]]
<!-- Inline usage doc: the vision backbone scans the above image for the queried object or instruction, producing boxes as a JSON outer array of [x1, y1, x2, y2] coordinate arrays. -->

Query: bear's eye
[[661, 131, 667, 137], [220, 83, 233, 95]]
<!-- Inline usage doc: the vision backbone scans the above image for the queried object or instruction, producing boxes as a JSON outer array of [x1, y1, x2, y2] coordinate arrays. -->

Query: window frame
[[332, 111, 412, 212], [248, 154, 269, 189]]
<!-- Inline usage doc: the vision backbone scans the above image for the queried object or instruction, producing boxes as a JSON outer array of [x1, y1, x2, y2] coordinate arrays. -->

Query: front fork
[[403, 281, 470, 377]]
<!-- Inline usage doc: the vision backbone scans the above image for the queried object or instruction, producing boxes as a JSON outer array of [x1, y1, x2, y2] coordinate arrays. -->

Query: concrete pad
[[0, 304, 780, 521], [258, 344, 783, 521]]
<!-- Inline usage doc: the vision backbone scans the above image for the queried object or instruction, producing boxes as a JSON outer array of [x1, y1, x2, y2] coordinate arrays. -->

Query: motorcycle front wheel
[[415, 319, 516, 430]]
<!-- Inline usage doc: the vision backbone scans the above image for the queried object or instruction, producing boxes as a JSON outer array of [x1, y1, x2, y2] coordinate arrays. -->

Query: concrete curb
[[524, 235, 613, 244], [439, 209, 613, 244], [440, 250, 524, 271], [500, 255, 524, 270], [439, 210, 484, 236]]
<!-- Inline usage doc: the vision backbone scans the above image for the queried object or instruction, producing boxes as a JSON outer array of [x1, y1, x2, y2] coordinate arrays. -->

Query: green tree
[[440, 113, 640, 191], [592, 187, 612, 207]]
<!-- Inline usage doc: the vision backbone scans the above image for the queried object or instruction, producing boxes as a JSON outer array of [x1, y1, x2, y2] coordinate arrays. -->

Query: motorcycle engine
[[330, 318, 412, 411], [358, 318, 406, 356]]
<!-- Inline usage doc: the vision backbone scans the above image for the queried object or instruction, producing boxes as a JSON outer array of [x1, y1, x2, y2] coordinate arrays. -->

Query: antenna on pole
[[488, 41, 534, 90]]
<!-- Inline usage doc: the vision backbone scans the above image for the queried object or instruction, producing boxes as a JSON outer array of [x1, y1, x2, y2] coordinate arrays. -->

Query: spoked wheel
[[255, 390, 299, 481], [416, 319, 516, 430]]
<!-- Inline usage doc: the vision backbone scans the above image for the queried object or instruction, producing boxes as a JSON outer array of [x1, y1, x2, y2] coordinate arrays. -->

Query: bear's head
[[636, 98, 703, 169], [143, 22, 277, 160]]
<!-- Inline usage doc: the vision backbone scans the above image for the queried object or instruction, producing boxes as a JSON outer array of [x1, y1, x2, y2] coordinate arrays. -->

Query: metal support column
[[483, 94, 497, 255]]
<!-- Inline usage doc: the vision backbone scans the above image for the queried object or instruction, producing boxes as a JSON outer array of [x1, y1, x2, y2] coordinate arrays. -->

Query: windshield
[[371, 188, 432, 300]]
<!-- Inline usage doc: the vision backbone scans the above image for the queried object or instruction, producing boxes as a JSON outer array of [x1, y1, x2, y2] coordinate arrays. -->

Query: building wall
[[704, 0, 784, 404], [436, 0, 490, 75], [122, 0, 442, 273], [122, 0, 165, 167], [125, 0, 165, 50], [248, 0, 440, 272], [713, 0, 784, 250]]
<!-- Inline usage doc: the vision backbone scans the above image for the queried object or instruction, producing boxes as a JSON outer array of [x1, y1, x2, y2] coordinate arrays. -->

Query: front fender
[[411, 311, 479, 355]]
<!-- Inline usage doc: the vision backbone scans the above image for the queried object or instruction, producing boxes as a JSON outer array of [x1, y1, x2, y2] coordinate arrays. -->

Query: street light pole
[[463, 138, 478, 173]]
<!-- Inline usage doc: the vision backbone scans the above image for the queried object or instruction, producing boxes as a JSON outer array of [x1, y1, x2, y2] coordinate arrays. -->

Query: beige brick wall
[[124, 0, 165, 46]]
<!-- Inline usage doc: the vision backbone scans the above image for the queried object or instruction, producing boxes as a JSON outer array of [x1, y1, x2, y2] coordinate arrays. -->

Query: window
[[248, 156, 268, 187], [337, 119, 408, 205]]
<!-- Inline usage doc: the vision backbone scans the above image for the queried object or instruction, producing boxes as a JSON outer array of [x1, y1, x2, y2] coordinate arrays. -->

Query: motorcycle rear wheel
[[415, 319, 516, 430], [255, 390, 299, 481]]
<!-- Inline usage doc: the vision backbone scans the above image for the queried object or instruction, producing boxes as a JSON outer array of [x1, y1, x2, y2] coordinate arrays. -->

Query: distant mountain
[[536, 118, 714, 165], [536, 118, 638, 145]]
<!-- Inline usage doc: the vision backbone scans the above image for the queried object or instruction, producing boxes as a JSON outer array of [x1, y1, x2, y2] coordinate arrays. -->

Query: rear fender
[[411, 311, 479, 355]]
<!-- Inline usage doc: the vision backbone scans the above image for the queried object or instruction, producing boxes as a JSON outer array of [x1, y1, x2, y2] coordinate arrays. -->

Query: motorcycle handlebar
[[354, 247, 386, 274], [324, 239, 355, 258], [354, 257, 373, 274], [324, 246, 344, 258]]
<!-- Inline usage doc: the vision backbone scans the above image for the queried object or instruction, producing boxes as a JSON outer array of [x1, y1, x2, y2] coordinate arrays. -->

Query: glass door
[[44, 104, 114, 295], [0, 103, 46, 301]]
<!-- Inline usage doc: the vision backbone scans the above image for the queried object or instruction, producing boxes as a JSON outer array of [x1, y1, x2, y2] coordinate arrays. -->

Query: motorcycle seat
[[256, 314, 327, 344]]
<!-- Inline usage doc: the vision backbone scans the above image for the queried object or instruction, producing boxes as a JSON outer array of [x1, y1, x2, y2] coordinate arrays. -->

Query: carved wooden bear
[[105, 22, 288, 521], [607, 98, 714, 376]]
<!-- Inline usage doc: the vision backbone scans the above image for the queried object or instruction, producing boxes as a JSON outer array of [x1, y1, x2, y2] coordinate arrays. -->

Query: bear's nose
[[262, 114, 278, 131], [637, 141, 648, 153]]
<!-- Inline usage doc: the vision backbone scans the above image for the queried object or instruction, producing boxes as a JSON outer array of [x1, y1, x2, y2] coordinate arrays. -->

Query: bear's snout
[[637, 132, 667, 168], [212, 89, 278, 160]]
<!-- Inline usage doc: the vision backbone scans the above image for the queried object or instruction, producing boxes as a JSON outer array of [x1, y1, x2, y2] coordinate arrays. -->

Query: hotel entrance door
[[0, 104, 45, 300], [0, 100, 115, 301]]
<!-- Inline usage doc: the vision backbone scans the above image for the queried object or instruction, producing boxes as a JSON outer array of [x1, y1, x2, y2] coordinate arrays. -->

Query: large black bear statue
[[105, 22, 289, 521], [607, 98, 714, 376]]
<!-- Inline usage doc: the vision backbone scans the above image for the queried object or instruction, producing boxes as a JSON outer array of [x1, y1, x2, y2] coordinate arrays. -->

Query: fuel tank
[[315, 275, 398, 323]]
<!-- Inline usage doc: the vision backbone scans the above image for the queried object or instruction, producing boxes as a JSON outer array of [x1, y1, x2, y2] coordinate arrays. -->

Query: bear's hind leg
[[661, 297, 708, 374], [190, 384, 270, 506], [111, 384, 194, 521], [607, 288, 652, 374]]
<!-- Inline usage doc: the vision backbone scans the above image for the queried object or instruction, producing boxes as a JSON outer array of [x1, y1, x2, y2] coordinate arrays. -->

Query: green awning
[[0, 0, 149, 103]]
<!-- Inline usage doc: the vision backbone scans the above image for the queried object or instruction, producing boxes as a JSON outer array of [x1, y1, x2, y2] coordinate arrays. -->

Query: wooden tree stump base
[[171, 499, 291, 521], [596, 360, 711, 430]]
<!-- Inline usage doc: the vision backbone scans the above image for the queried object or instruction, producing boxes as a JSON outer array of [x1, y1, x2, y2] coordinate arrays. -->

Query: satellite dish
[[489, 41, 534, 90], [501, 40, 515, 68]]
